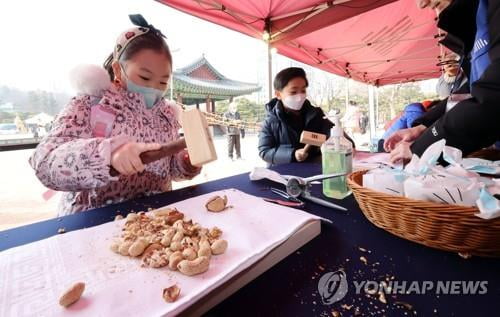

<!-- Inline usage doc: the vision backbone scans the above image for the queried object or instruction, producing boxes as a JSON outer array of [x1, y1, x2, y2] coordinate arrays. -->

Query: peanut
[[197, 239, 212, 259], [152, 217, 165, 226], [211, 239, 228, 255], [59, 282, 85, 307], [182, 248, 197, 261], [198, 228, 209, 237], [172, 220, 184, 231], [177, 256, 210, 276], [160, 228, 176, 247], [165, 210, 184, 225], [126, 212, 138, 222], [168, 251, 184, 271], [129, 238, 149, 257], [154, 207, 175, 217], [172, 230, 184, 243], [170, 241, 182, 252], [118, 241, 133, 256], [165, 249, 173, 259], [126, 222, 140, 232], [110, 241, 120, 254]]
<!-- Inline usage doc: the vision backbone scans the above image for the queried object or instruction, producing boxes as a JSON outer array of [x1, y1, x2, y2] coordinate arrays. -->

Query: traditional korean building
[[171, 56, 261, 111]]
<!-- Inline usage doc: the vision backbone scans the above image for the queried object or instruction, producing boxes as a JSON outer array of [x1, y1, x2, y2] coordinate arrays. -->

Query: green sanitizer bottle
[[321, 111, 353, 199]]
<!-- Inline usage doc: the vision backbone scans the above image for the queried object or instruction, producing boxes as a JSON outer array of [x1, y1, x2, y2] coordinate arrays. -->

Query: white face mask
[[282, 93, 306, 111]]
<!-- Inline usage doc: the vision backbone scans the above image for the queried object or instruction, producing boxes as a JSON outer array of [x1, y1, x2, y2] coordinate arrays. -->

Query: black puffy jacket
[[258, 98, 355, 165]]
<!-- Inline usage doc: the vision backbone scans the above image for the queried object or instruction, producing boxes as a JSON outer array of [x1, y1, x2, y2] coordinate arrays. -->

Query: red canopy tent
[[157, 0, 443, 86]]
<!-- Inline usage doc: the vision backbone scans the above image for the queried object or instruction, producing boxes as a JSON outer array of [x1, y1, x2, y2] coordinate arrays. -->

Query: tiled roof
[[172, 56, 260, 99]]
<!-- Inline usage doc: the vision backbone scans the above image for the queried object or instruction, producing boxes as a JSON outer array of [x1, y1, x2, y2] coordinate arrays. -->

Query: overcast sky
[[0, 0, 271, 92], [0, 0, 437, 96]]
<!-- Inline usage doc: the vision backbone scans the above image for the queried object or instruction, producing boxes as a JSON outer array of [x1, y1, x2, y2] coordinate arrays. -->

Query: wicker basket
[[347, 170, 500, 257]]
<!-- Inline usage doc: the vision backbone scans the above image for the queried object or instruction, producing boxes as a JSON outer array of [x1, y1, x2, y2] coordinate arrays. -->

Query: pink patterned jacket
[[30, 82, 199, 215]]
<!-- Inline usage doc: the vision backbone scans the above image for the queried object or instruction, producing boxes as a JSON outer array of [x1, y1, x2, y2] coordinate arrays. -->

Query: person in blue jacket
[[378, 100, 437, 152], [382, 102, 425, 141], [258, 67, 354, 165], [382, 101, 438, 140]]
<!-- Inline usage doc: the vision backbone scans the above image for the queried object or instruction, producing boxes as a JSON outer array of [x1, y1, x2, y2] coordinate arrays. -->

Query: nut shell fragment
[[59, 282, 85, 307], [205, 195, 228, 212], [163, 285, 180, 303]]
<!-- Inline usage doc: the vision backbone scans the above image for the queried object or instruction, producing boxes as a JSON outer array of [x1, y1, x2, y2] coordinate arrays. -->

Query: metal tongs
[[268, 187, 305, 208], [283, 173, 348, 211], [249, 167, 348, 211]]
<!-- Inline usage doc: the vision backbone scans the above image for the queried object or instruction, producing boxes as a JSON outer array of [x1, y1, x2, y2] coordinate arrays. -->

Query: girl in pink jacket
[[30, 15, 201, 215]]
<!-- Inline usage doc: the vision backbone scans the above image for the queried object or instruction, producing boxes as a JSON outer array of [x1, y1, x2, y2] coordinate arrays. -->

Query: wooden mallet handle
[[110, 138, 187, 176], [303, 144, 313, 153]]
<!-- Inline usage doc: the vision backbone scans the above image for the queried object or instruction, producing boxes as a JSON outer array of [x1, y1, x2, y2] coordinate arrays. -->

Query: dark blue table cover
[[1, 163, 498, 317]]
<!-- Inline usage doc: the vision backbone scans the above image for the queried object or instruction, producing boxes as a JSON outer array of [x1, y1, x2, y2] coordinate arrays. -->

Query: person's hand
[[295, 148, 309, 162], [384, 125, 426, 152], [416, 0, 432, 8], [111, 142, 161, 176], [389, 142, 413, 164], [178, 150, 202, 175]]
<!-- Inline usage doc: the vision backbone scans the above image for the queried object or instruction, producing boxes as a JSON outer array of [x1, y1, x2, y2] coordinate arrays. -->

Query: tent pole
[[267, 42, 273, 100], [375, 86, 379, 130], [345, 78, 350, 112], [368, 85, 376, 141]]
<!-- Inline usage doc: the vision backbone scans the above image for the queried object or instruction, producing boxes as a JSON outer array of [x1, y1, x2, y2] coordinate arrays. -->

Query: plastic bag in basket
[[362, 166, 407, 196], [403, 166, 481, 207], [403, 140, 500, 219], [363, 139, 500, 219]]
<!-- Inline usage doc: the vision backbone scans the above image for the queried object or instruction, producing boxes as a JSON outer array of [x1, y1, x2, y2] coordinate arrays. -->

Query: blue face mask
[[120, 65, 164, 109]]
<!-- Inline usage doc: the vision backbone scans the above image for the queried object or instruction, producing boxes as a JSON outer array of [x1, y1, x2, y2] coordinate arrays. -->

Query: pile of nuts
[[110, 207, 228, 277]]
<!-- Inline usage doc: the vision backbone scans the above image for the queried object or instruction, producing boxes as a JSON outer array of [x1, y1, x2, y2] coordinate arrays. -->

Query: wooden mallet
[[110, 109, 217, 176], [300, 131, 327, 152]]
